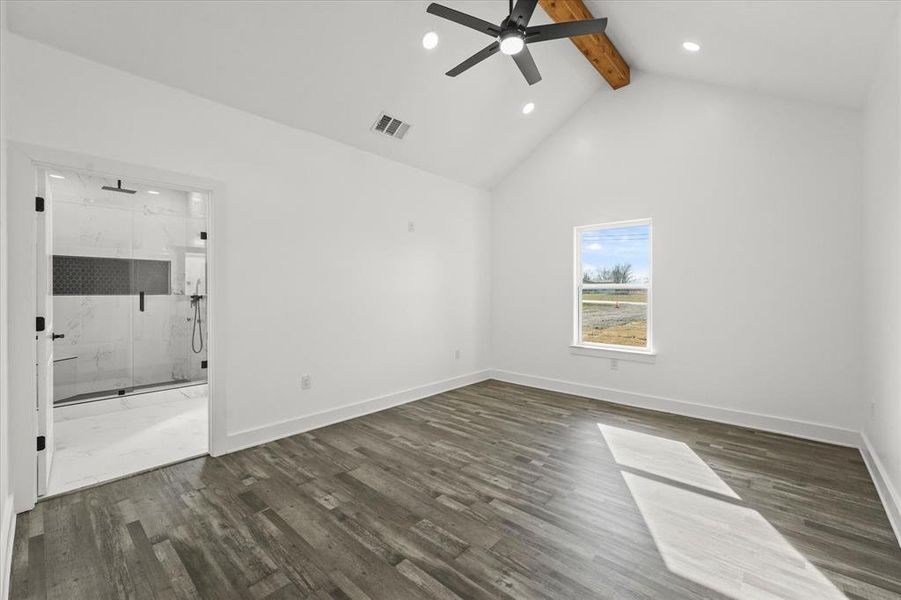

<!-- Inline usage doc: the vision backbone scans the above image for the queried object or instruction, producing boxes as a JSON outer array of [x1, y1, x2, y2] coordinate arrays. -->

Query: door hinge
[[201, 360, 208, 369], [37, 436, 46, 451], [36, 316, 46, 332], [35, 196, 45, 212], [200, 231, 207, 240]]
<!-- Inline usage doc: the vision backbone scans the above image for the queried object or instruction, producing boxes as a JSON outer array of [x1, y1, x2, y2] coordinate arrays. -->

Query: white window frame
[[572, 218, 655, 360]]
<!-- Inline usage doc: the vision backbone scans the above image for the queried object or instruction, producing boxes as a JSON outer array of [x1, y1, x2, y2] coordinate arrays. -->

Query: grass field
[[582, 292, 648, 303]]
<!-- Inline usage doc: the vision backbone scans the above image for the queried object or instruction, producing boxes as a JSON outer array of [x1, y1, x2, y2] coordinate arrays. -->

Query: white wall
[[491, 72, 863, 441], [3, 33, 491, 509], [0, 5, 15, 599], [862, 9, 901, 536]]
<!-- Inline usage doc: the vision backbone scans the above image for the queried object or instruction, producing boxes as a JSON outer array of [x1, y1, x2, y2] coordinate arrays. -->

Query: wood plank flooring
[[10, 380, 901, 599]]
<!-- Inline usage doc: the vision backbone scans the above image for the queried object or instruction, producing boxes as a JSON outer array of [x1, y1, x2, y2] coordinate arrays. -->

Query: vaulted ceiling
[[6, 1, 898, 189], [585, 0, 898, 108]]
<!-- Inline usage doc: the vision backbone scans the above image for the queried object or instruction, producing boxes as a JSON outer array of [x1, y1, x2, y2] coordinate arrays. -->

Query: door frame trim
[[7, 142, 227, 512], [34, 165, 54, 497]]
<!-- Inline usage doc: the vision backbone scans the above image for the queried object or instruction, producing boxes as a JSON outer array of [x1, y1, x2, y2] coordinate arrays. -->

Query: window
[[575, 219, 652, 352]]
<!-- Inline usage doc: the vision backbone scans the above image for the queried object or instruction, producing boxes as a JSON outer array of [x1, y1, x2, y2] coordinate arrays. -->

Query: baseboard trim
[[223, 370, 492, 454], [1, 494, 16, 600], [860, 433, 901, 547], [487, 369, 861, 448]]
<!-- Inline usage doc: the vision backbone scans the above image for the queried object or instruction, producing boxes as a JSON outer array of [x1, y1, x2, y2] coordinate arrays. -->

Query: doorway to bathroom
[[39, 165, 210, 496]]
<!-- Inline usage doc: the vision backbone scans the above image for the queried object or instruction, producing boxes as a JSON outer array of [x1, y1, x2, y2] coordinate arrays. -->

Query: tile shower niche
[[50, 170, 208, 405]]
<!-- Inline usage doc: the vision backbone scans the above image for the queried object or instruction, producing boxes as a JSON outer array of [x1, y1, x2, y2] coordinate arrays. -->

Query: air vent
[[372, 112, 411, 140]]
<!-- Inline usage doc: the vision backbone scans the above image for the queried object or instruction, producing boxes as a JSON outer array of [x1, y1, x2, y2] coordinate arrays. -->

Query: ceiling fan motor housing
[[426, 0, 608, 85]]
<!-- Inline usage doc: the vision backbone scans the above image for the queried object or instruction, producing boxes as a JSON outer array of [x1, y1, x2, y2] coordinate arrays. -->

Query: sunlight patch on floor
[[597, 423, 739, 498], [598, 424, 847, 600]]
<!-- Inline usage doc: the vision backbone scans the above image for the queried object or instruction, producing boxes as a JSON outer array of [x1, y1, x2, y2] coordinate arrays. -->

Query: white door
[[35, 168, 55, 496]]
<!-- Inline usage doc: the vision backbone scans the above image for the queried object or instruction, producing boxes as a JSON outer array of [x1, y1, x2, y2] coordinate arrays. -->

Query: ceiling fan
[[426, 0, 608, 85]]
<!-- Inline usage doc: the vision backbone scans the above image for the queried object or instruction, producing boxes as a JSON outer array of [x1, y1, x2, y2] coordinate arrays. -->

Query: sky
[[581, 224, 650, 283]]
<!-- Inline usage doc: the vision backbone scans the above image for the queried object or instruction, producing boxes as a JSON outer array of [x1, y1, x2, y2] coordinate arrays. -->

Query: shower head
[[101, 179, 137, 194]]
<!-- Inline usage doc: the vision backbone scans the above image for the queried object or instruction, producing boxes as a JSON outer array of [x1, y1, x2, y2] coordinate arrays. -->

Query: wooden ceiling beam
[[538, 0, 630, 89]]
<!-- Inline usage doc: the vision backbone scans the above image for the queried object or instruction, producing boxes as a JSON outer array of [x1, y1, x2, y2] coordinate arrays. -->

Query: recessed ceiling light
[[422, 31, 439, 50], [147, 190, 160, 195], [682, 41, 701, 52], [522, 102, 535, 115], [49, 174, 65, 180], [499, 34, 525, 55]]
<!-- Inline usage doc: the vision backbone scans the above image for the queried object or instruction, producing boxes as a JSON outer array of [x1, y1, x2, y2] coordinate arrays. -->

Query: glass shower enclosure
[[50, 169, 208, 405]]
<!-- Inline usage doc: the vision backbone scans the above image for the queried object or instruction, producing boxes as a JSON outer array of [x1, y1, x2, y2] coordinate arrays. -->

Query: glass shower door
[[51, 172, 136, 404], [183, 192, 209, 384], [50, 170, 208, 404], [130, 189, 208, 392]]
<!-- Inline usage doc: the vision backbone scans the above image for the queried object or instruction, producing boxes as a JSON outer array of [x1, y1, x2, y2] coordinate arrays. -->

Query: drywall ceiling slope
[[5, 0, 605, 189], [585, 0, 899, 109]]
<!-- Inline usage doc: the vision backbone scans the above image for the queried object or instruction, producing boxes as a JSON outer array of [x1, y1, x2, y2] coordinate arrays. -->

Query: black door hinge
[[37, 436, 46, 451], [35, 196, 45, 212], [36, 316, 46, 332], [200, 231, 207, 240], [201, 360, 208, 369]]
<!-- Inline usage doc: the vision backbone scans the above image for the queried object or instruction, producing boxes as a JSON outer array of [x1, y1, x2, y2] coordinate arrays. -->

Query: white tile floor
[[47, 384, 208, 497]]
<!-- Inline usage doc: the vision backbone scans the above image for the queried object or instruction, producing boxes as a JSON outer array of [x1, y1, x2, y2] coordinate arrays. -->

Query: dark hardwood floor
[[10, 380, 901, 599]]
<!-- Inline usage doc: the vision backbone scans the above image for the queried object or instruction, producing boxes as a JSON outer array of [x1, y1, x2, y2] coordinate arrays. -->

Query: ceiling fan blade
[[446, 42, 501, 77], [426, 3, 501, 37], [508, 0, 539, 27], [512, 46, 542, 85], [525, 18, 608, 43]]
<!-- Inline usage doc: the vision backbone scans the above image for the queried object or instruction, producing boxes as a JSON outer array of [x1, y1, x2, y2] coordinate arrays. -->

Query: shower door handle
[[139, 291, 145, 312]]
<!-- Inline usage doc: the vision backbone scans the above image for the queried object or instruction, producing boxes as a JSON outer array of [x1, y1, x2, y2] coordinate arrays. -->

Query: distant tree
[[610, 264, 633, 284], [584, 266, 634, 284]]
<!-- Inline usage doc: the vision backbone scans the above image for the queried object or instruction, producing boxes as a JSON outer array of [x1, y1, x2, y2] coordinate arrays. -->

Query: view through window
[[576, 220, 651, 349]]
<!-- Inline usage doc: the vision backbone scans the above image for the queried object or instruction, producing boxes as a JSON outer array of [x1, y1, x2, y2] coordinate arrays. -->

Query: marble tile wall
[[50, 172, 208, 403]]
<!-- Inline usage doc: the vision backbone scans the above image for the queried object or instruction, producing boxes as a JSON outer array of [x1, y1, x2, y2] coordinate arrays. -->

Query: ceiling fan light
[[422, 31, 439, 50], [499, 34, 525, 55]]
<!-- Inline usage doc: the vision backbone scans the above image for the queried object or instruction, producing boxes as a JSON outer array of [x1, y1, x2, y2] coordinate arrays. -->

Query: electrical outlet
[[408, 221, 415, 233], [301, 375, 312, 390], [454, 349, 461, 360], [610, 359, 619, 371]]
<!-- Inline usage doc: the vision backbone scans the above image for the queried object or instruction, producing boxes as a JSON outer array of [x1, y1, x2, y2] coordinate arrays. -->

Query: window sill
[[569, 344, 657, 363]]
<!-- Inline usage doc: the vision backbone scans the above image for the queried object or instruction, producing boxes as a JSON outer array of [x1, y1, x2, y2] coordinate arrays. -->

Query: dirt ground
[[581, 303, 647, 347]]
